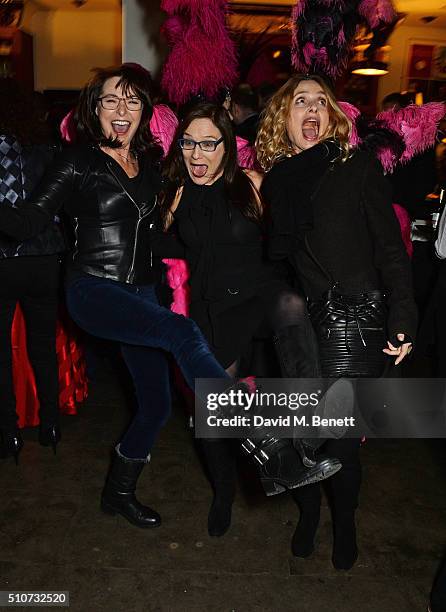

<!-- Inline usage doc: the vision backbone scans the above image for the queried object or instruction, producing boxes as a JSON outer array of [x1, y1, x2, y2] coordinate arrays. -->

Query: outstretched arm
[[0, 149, 76, 241]]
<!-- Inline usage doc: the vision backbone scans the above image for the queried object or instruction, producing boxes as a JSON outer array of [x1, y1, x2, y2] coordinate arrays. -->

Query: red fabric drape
[[11, 304, 88, 428]]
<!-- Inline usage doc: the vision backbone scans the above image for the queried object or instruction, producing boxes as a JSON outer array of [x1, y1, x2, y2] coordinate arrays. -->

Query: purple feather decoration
[[161, 0, 237, 104], [377, 102, 446, 165], [358, 0, 396, 29]]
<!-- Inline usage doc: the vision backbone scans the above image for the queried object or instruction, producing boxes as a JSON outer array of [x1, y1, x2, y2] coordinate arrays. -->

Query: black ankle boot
[[39, 425, 61, 455], [0, 430, 24, 465], [101, 446, 161, 528], [332, 511, 358, 570], [290, 484, 322, 558], [243, 437, 341, 496], [201, 440, 236, 537]]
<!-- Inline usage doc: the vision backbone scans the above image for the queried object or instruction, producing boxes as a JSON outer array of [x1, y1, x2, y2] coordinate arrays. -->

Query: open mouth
[[189, 163, 208, 179], [111, 120, 131, 135], [301, 118, 320, 141]]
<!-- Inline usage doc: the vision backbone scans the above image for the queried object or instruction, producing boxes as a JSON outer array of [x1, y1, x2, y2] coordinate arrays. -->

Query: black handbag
[[305, 236, 387, 378]]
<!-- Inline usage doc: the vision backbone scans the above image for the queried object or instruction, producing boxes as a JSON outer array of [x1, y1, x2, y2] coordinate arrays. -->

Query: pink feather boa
[[377, 102, 446, 166], [161, 258, 191, 316], [338, 99, 446, 172]]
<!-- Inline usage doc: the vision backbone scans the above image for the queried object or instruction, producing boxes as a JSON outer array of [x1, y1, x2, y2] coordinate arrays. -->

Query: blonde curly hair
[[256, 74, 352, 172]]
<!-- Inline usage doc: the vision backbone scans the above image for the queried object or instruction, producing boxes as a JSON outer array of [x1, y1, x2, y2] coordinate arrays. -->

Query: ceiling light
[[351, 60, 389, 76]]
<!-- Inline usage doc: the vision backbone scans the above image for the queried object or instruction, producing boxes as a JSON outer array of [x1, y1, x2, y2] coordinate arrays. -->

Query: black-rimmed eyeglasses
[[178, 137, 223, 152], [97, 96, 143, 111]]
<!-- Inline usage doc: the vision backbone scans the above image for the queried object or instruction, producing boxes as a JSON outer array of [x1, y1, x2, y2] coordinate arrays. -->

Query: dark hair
[[0, 78, 52, 144], [76, 63, 161, 157], [231, 83, 258, 112], [161, 102, 262, 226], [381, 92, 407, 110]]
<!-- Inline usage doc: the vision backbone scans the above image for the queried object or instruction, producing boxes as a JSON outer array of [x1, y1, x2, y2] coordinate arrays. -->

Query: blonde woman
[[257, 74, 417, 569]]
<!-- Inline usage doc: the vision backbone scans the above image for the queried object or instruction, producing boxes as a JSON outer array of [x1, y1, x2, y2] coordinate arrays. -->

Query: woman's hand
[[383, 333, 412, 365]]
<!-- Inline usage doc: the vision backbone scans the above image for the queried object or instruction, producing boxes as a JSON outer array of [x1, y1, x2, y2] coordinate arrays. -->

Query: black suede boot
[[290, 483, 322, 557], [101, 445, 161, 528], [201, 439, 236, 537]]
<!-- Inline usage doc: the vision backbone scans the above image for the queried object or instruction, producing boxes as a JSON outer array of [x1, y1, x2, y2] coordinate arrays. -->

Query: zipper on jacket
[[126, 209, 143, 283], [105, 161, 157, 283], [72, 217, 79, 261]]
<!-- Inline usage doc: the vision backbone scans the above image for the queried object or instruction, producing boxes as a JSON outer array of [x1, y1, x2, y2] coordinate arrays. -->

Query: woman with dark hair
[[0, 66, 337, 530], [0, 78, 65, 463], [161, 102, 342, 537], [257, 74, 417, 569], [0, 64, 232, 529]]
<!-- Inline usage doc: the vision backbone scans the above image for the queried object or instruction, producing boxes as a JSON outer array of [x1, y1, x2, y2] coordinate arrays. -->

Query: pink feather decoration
[[236, 136, 258, 170], [338, 100, 361, 146], [292, 0, 307, 18], [358, 0, 396, 29], [377, 102, 446, 165], [161, 15, 185, 45], [162, 258, 191, 316], [150, 104, 178, 156], [161, 0, 237, 105], [392, 203, 413, 259], [60, 109, 77, 143]]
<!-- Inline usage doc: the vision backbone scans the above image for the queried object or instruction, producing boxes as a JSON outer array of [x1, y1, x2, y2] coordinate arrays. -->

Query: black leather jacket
[[0, 144, 163, 284], [0, 135, 65, 259]]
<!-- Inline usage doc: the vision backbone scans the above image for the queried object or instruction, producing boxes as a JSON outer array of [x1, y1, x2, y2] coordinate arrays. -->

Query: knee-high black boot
[[290, 482, 322, 557], [325, 439, 361, 570], [101, 445, 161, 528], [201, 439, 237, 537]]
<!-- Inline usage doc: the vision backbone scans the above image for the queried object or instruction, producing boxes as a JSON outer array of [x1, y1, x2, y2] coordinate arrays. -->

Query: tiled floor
[[1, 370, 445, 611]]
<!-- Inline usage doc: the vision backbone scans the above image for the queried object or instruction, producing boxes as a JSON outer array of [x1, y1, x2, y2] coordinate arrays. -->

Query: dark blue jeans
[[66, 276, 229, 459]]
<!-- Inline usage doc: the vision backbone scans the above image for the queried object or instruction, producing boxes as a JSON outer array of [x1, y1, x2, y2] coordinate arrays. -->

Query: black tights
[[291, 438, 362, 514], [227, 286, 319, 377]]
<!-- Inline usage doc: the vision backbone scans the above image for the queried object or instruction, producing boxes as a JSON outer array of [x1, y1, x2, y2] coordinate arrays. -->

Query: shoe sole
[[260, 459, 342, 497], [101, 501, 161, 528]]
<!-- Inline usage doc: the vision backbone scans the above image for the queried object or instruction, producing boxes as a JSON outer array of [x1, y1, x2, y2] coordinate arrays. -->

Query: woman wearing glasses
[[0, 66, 338, 531], [0, 64, 241, 530], [161, 103, 341, 537]]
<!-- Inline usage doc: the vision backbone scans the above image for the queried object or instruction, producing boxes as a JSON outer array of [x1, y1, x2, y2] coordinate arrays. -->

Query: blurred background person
[[0, 78, 66, 463], [230, 83, 260, 145]]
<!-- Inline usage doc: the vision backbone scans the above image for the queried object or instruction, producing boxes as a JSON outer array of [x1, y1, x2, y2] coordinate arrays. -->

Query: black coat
[[172, 178, 283, 366], [262, 146, 417, 341], [0, 135, 65, 259], [0, 145, 163, 285]]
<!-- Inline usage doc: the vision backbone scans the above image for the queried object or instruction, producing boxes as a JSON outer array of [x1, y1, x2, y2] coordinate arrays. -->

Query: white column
[[122, 0, 167, 78]]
